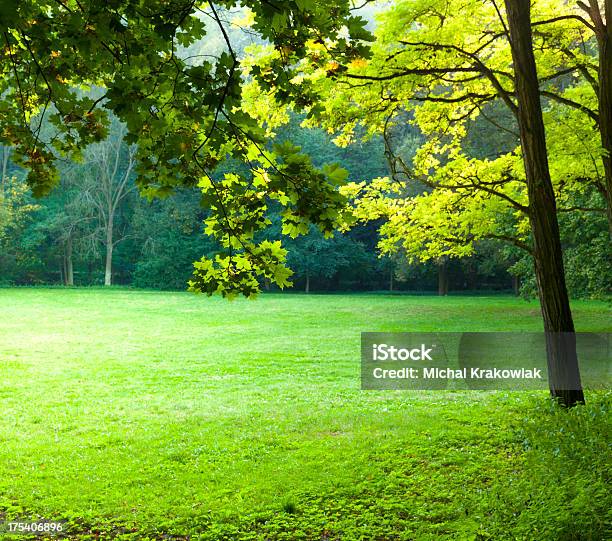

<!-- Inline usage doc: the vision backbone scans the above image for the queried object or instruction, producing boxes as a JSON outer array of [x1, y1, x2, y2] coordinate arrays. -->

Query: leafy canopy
[[242, 0, 607, 265], [0, 0, 371, 297]]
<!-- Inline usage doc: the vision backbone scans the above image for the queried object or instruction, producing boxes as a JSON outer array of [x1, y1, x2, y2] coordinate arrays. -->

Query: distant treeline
[[0, 115, 608, 297]]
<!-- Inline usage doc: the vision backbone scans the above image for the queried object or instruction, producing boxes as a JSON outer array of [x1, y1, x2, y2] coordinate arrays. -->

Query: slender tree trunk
[[597, 0, 612, 237], [505, 0, 584, 406], [65, 236, 74, 286], [305, 272, 310, 293], [512, 274, 520, 296], [467, 266, 477, 291], [389, 268, 394, 292], [0, 146, 8, 192], [437, 260, 448, 296], [104, 214, 113, 286]]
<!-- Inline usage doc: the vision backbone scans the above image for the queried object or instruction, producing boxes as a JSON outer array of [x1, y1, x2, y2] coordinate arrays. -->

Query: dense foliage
[[0, 121, 518, 293]]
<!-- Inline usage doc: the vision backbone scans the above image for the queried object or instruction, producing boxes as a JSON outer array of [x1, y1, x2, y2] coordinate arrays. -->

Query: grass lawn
[[0, 288, 610, 540]]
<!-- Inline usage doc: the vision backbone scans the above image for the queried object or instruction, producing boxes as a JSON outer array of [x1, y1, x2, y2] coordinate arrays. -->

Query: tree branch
[[532, 14, 595, 32], [483, 233, 533, 254], [540, 90, 599, 123]]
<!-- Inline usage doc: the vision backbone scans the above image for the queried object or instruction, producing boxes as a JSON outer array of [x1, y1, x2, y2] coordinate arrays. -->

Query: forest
[[0, 2, 609, 298], [0, 116, 539, 294]]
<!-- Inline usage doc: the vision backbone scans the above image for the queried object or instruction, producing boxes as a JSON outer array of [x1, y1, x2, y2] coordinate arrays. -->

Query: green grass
[[0, 289, 609, 540]]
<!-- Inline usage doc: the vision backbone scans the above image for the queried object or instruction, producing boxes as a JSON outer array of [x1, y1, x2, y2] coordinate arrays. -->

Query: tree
[[285, 225, 370, 292], [81, 120, 137, 286], [0, 175, 39, 275], [29, 168, 97, 286], [561, 0, 612, 236], [257, 0, 596, 405], [511, 207, 612, 299], [131, 188, 218, 290], [1, 144, 11, 191], [504, 0, 583, 405], [592, 0, 612, 234], [0, 144, 16, 239]]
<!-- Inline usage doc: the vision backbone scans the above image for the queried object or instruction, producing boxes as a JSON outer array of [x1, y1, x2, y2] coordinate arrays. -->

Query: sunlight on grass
[[0, 289, 609, 539]]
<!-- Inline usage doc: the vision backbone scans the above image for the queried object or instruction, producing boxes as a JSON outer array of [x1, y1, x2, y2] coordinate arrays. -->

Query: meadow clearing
[[0, 288, 610, 540]]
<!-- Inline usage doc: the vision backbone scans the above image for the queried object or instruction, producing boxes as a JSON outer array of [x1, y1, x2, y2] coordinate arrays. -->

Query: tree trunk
[[597, 0, 612, 237], [512, 274, 520, 296], [389, 268, 394, 292], [104, 215, 113, 286], [505, 0, 584, 406], [305, 272, 310, 293], [0, 146, 8, 192], [437, 260, 448, 296], [467, 266, 477, 291], [65, 236, 74, 286]]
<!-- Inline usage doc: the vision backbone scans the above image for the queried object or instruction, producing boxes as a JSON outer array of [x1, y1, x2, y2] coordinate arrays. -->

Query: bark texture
[[597, 0, 612, 236], [437, 260, 448, 296], [505, 0, 584, 406], [65, 236, 74, 286], [104, 214, 113, 287]]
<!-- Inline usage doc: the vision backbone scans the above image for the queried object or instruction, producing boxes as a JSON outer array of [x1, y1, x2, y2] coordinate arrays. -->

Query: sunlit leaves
[[0, 176, 40, 241], [280, 0, 607, 270], [188, 239, 292, 299]]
